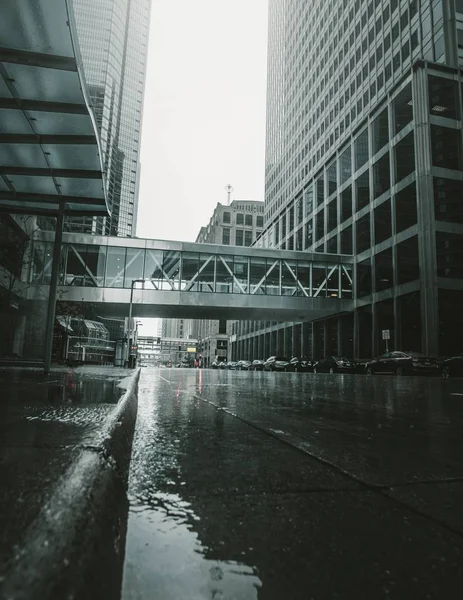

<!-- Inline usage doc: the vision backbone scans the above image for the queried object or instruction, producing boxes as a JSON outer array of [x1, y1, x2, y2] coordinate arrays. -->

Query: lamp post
[[126, 279, 145, 367]]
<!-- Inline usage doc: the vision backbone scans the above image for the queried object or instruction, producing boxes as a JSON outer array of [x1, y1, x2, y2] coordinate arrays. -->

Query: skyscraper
[[69, 0, 151, 237], [231, 0, 463, 361]]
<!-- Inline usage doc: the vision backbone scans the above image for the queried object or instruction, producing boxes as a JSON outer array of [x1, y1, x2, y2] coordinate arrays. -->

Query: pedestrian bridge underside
[[31, 233, 354, 322]]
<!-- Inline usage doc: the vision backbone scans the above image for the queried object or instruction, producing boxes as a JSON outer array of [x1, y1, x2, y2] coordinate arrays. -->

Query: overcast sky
[[136, 0, 269, 243]]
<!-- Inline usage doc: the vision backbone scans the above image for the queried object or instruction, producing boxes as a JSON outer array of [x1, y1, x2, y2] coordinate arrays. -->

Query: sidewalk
[[0, 366, 140, 600]]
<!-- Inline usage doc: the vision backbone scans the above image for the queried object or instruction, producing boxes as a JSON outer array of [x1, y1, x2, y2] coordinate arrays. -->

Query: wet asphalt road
[[122, 368, 463, 599]]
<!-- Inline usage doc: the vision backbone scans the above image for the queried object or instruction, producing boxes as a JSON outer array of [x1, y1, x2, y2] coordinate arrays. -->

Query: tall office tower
[[231, 0, 463, 362], [67, 0, 151, 236]]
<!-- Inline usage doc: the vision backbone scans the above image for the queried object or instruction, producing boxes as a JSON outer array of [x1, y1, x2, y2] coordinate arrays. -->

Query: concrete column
[[412, 65, 439, 355], [12, 314, 26, 357]]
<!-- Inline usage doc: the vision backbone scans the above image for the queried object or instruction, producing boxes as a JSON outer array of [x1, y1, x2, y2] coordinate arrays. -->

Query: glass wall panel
[[197, 254, 215, 292], [305, 185, 314, 215], [305, 219, 314, 249], [436, 232, 463, 278], [400, 292, 421, 353], [124, 247, 145, 288], [328, 162, 337, 195], [357, 258, 372, 298], [312, 266, 327, 297], [296, 261, 310, 296], [162, 251, 181, 290], [431, 125, 462, 170], [393, 83, 413, 134], [341, 226, 353, 254], [281, 261, 297, 296], [316, 208, 325, 241], [395, 133, 415, 182], [439, 290, 463, 355], [327, 236, 338, 254], [372, 108, 389, 154], [182, 252, 199, 290], [341, 185, 352, 222], [327, 267, 340, 297], [341, 266, 353, 298], [316, 177, 324, 206], [355, 129, 369, 170], [216, 256, 233, 293], [373, 152, 390, 198], [356, 171, 370, 211], [85, 245, 106, 287], [356, 213, 371, 253], [434, 177, 463, 223], [375, 248, 393, 292], [374, 200, 392, 245], [233, 258, 248, 293], [328, 199, 338, 232], [428, 75, 459, 119], [105, 246, 126, 288], [65, 244, 87, 286], [396, 182, 417, 232], [340, 146, 352, 184], [144, 249, 164, 289], [397, 236, 420, 284], [249, 257, 267, 295], [266, 261, 280, 295]]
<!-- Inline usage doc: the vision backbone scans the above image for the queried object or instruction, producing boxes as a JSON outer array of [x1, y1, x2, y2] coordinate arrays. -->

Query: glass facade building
[[231, 0, 463, 361], [68, 0, 151, 237]]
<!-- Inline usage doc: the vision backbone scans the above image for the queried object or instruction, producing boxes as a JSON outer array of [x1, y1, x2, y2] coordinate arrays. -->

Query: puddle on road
[[0, 370, 124, 405], [122, 492, 261, 600]]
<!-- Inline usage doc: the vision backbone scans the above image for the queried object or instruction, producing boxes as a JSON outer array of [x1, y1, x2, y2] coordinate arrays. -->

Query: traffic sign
[[382, 329, 390, 340]]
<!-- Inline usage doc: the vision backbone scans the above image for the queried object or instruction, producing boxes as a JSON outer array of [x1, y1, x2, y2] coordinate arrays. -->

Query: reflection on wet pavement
[[122, 368, 463, 599]]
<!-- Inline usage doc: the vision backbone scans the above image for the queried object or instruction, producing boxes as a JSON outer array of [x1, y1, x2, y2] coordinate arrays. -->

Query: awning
[[0, 0, 109, 217]]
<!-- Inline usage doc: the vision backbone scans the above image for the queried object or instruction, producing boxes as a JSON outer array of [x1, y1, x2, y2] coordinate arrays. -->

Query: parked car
[[365, 351, 441, 376], [237, 360, 252, 370], [288, 356, 312, 372], [441, 354, 463, 378], [263, 356, 290, 372], [218, 361, 228, 369], [313, 356, 359, 374], [211, 361, 219, 369], [249, 359, 265, 371], [227, 361, 239, 370]]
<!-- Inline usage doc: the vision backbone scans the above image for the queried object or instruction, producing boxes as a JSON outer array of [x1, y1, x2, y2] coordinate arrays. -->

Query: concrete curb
[[0, 368, 141, 600]]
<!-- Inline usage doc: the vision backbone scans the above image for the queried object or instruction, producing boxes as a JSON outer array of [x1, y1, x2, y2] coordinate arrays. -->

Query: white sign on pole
[[382, 329, 390, 340]]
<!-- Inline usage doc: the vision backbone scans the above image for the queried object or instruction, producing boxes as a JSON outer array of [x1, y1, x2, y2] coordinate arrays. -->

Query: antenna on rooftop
[[225, 184, 234, 206]]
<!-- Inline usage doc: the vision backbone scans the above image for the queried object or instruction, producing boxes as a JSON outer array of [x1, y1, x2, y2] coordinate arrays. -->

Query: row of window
[[222, 229, 254, 247], [222, 212, 264, 228]]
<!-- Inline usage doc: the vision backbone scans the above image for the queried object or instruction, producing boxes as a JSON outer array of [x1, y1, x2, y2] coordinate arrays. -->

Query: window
[[328, 199, 338, 232], [356, 213, 371, 253], [341, 185, 353, 222], [373, 153, 390, 198], [434, 178, 463, 224], [374, 200, 392, 244], [222, 228, 230, 245], [235, 229, 244, 246], [316, 177, 324, 205], [436, 233, 463, 278], [316, 209, 325, 241], [375, 248, 393, 291], [395, 133, 415, 182], [245, 214, 253, 227], [236, 213, 244, 225], [429, 76, 459, 119], [357, 258, 372, 297], [305, 185, 314, 215], [341, 226, 353, 254], [305, 219, 313, 248], [356, 171, 370, 211], [223, 211, 231, 224], [355, 129, 369, 170], [431, 126, 462, 170], [372, 108, 389, 154], [328, 162, 337, 195], [397, 236, 419, 284], [395, 182, 418, 232], [256, 215, 264, 228], [244, 230, 253, 246], [340, 146, 352, 183], [393, 84, 413, 134]]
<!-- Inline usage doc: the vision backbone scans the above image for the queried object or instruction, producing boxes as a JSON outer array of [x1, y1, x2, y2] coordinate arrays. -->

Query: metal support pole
[[126, 279, 144, 367], [44, 203, 65, 374]]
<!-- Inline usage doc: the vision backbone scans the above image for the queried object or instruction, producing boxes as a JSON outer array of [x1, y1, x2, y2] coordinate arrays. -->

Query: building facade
[[68, 0, 151, 237], [194, 199, 265, 366], [231, 0, 463, 361]]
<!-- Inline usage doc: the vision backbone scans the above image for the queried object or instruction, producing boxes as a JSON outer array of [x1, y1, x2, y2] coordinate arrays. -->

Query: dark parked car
[[211, 361, 219, 369], [263, 356, 290, 372], [249, 359, 265, 371], [288, 356, 312, 372], [218, 361, 228, 369], [227, 361, 239, 370], [442, 354, 463, 378], [365, 351, 441, 376], [313, 356, 358, 374], [237, 360, 252, 370]]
